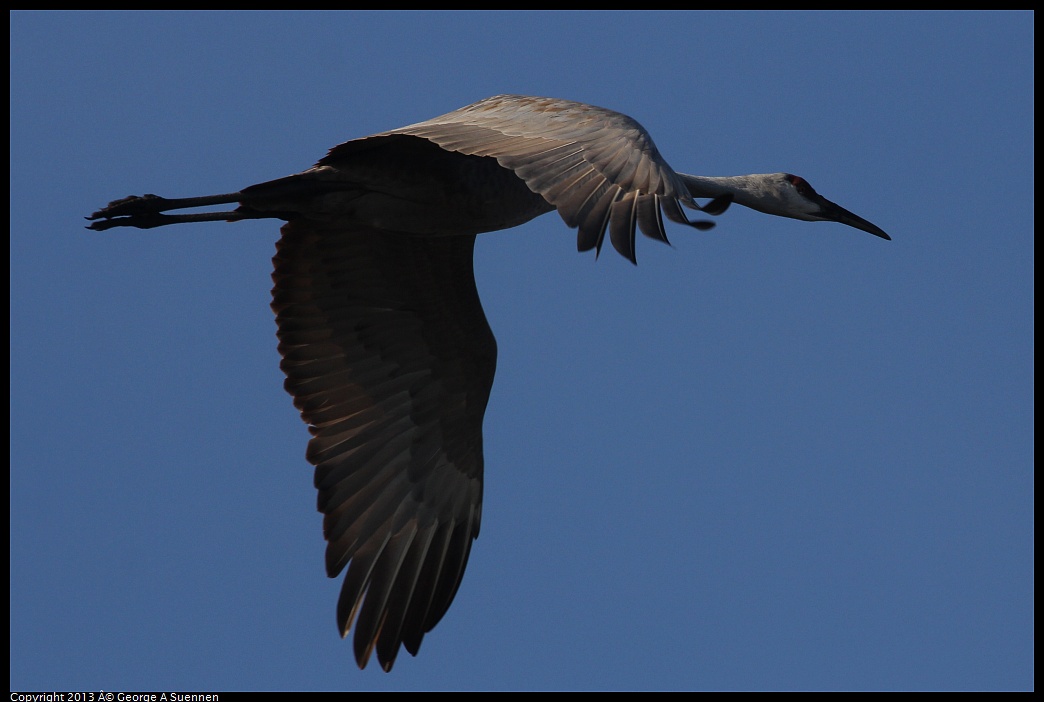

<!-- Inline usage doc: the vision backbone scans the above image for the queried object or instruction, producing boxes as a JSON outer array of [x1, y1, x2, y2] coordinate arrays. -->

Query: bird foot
[[89, 193, 169, 219], [86, 194, 174, 230]]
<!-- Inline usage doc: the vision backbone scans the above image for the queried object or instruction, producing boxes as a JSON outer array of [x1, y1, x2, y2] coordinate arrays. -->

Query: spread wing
[[267, 96, 725, 671], [271, 220, 494, 670], [321, 94, 720, 263]]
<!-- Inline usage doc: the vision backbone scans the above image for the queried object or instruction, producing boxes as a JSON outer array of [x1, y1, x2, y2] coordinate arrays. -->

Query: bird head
[[764, 173, 890, 240]]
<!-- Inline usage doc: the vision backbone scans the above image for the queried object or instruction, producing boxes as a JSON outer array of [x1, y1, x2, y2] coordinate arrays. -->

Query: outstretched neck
[[677, 174, 772, 203], [677, 172, 808, 219]]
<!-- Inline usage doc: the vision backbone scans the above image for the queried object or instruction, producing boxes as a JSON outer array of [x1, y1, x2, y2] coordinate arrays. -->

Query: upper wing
[[271, 220, 494, 670], [321, 95, 719, 263]]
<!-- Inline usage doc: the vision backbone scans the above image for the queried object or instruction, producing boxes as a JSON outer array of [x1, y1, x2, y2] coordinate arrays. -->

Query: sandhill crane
[[87, 94, 890, 671]]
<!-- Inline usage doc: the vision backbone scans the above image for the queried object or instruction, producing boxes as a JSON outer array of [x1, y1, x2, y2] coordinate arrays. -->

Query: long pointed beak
[[818, 197, 891, 240]]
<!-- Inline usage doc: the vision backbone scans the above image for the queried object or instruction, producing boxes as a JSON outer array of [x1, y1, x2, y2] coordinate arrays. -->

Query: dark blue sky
[[10, 11, 1033, 691]]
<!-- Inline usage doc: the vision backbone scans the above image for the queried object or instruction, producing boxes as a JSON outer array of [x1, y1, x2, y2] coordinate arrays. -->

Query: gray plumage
[[87, 94, 889, 671]]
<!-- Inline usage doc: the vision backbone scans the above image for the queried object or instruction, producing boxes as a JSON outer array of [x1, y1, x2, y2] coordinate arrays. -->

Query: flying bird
[[87, 94, 890, 671]]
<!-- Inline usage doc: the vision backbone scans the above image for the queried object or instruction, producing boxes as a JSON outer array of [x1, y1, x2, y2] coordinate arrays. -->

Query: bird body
[[241, 133, 554, 236], [87, 94, 889, 671]]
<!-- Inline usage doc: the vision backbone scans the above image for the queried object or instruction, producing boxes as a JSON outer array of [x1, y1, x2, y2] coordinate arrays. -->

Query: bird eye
[[785, 174, 818, 197]]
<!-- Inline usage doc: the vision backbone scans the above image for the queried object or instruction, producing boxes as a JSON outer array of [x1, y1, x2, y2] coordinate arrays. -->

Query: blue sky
[[10, 11, 1033, 692]]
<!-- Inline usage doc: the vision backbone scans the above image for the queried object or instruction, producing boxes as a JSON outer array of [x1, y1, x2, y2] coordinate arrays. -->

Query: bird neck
[[678, 173, 804, 219], [677, 174, 770, 203]]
